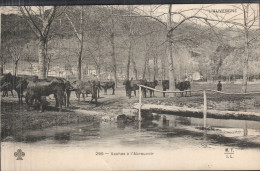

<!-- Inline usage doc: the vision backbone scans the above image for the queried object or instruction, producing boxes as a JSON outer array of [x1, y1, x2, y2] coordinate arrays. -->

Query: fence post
[[203, 90, 207, 128], [138, 85, 142, 122]]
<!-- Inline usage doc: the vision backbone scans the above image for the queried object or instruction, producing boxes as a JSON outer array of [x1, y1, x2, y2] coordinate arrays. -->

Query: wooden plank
[[133, 103, 260, 121]]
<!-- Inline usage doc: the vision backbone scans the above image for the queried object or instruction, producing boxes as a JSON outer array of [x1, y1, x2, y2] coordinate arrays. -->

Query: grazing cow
[[100, 81, 115, 95], [124, 79, 147, 98], [146, 80, 158, 97], [25, 78, 66, 112], [71, 80, 99, 106], [175, 81, 191, 96]]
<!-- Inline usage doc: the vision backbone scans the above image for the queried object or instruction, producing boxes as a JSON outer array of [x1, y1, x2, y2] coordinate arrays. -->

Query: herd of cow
[[0, 73, 115, 112], [124, 79, 191, 98], [0, 73, 191, 112]]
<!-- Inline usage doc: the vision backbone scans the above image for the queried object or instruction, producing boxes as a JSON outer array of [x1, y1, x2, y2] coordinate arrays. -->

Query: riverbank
[[1, 82, 260, 141]]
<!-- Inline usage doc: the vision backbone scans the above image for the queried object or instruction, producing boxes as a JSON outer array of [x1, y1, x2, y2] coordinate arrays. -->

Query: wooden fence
[[136, 85, 260, 128]]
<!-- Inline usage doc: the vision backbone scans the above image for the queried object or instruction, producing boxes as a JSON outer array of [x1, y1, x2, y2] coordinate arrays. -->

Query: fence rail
[[137, 84, 260, 95], [136, 84, 260, 127]]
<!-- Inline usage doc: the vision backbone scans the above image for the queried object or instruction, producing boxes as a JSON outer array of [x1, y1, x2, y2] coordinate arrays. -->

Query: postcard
[[1, 2, 260, 170]]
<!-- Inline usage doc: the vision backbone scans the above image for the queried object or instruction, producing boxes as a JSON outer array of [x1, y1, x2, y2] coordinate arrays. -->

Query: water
[[2, 114, 260, 170]]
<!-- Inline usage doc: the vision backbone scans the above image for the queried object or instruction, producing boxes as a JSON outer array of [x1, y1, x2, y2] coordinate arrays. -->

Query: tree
[[19, 6, 60, 79], [239, 4, 259, 92], [166, 5, 176, 95], [0, 7, 2, 75], [65, 6, 84, 80]]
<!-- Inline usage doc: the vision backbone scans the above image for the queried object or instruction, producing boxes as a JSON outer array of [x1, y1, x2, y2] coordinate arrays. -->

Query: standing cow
[[146, 80, 158, 97], [162, 80, 169, 97], [1, 73, 29, 103], [25, 78, 66, 112], [124, 79, 147, 98], [175, 80, 191, 96], [162, 80, 191, 97], [100, 81, 115, 95], [72, 80, 99, 106]]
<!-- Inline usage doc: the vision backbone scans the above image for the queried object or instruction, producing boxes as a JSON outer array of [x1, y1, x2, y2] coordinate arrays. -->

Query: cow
[[0, 73, 29, 103], [124, 79, 147, 98], [146, 80, 158, 97], [1, 82, 14, 97], [162, 80, 169, 97], [100, 81, 115, 95], [25, 78, 66, 112], [14, 76, 29, 103], [162, 80, 191, 97], [1, 73, 14, 97], [47, 77, 73, 108], [71, 80, 99, 106], [123, 80, 128, 96], [175, 81, 191, 96]]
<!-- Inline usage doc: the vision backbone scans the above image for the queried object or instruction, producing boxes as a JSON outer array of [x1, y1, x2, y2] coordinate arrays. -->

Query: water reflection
[[54, 132, 71, 143], [2, 113, 260, 149]]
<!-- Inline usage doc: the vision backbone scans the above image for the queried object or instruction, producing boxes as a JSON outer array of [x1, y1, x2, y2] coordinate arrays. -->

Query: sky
[[1, 4, 259, 29]]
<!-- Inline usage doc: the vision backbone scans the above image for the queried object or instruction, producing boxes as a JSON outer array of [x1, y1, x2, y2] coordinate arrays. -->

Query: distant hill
[[2, 6, 251, 80]]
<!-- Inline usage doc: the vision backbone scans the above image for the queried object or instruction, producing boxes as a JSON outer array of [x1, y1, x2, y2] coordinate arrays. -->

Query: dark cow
[[14, 76, 29, 103], [162, 80, 191, 97], [71, 80, 99, 106], [25, 78, 66, 112], [175, 81, 191, 96], [46, 76, 73, 107], [1, 73, 14, 97], [100, 81, 115, 95], [162, 80, 169, 97], [0, 73, 29, 103], [146, 80, 158, 97], [123, 80, 129, 96], [1, 82, 14, 97], [124, 79, 147, 98]]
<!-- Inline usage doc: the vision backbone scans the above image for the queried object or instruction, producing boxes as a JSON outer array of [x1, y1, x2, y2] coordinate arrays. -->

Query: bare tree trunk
[[241, 8, 249, 93], [142, 56, 148, 79], [78, 7, 84, 80], [38, 38, 47, 79], [14, 60, 19, 76], [167, 5, 176, 96], [161, 57, 166, 80], [110, 32, 117, 87], [96, 65, 101, 79], [126, 40, 132, 80], [0, 7, 2, 75], [147, 61, 151, 81], [78, 39, 83, 80], [46, 54, 51, 77], [153, 56, 157, 80], [131, 57, 138, 80]]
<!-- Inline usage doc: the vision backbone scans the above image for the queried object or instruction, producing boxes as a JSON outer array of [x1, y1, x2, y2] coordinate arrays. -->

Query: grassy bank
[[1, 82, 260, 140]]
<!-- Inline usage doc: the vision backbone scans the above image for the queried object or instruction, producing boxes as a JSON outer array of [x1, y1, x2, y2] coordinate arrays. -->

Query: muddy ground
[[1, 82, 260, 140]]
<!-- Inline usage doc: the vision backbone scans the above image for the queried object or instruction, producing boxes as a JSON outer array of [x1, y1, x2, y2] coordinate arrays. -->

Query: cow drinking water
[[25, 78, 66, 112]]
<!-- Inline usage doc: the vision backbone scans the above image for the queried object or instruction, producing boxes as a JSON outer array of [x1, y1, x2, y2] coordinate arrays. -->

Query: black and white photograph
[[0, 2, 260, 170]]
